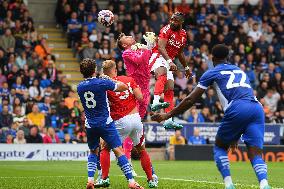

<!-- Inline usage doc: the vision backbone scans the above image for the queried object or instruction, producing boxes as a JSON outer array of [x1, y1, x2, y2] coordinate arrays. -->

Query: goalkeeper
[[116, 32, 156, 119]]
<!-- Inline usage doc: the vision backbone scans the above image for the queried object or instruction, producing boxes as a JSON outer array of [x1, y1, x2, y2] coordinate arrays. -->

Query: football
[[98, 10, 114, 27]]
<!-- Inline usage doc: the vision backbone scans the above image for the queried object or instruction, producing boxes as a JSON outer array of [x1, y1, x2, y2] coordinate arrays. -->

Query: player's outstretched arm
[[115, 81, 128, 92], [158, 39, 177, 71], [177, 48, 192, 78], [133, 87, 143, 101], [151, 87, 205, 122]]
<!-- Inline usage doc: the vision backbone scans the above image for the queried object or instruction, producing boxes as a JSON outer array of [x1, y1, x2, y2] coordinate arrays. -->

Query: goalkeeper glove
[[143, 32, 156, 49], [131, 43, 148, 51]]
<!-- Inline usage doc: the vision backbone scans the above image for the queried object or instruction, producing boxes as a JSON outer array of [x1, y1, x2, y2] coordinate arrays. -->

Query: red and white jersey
[[152, 24, 187, 60], [107, 76, 139, 120]]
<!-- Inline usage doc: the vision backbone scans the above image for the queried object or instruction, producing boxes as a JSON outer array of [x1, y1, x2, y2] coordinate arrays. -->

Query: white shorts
[[149, 53, 174, 81], [115, 113, 144, 146]]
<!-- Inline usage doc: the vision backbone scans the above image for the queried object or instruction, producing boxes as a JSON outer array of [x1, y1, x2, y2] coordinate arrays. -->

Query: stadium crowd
[[0, 0, 284, 144]]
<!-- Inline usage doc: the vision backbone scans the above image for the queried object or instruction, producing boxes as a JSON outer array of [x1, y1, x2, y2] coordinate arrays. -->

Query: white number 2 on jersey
[[221, 70, 251, 89], [84, 91, 96, 108]]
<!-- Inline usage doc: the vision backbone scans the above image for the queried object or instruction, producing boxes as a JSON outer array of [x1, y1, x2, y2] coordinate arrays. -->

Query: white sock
[[224, 176, 233, 187], [153, 95, 160, 105], [260, 179, 268, 189], [97, 169, 102, 176], [88, 177, 94, 182], [128, 178, 135, 183]]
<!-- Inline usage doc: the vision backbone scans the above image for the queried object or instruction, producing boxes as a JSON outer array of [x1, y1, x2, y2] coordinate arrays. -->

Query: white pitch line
[[0, 175, 283, 189]]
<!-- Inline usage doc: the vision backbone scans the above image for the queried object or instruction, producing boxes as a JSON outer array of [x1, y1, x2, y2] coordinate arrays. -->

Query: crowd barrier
[[144, 123, 283, 145], [0, 144, 116, 161]]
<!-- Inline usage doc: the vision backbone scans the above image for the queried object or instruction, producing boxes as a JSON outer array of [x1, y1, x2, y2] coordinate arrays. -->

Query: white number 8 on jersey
[[84, 91, 96, 108]]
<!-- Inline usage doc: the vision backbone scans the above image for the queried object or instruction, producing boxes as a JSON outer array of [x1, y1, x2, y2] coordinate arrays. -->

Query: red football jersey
[[152, 24, 187, 60], [107, 76, 139, 120]]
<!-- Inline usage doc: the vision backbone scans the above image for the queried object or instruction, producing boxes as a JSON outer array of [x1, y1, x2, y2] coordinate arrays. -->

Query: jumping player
[[150, 12, 191, 129], [95, 60, 158, 188], [151, 44, 271, 189], [77, 58, 144, 189]]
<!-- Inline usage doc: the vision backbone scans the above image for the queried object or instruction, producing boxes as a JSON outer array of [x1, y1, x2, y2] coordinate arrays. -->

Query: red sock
[[100, 149, 110, 179], [164, 89, 174, 113], [140, 150, 153, 181], [154, 75, 167, 95]]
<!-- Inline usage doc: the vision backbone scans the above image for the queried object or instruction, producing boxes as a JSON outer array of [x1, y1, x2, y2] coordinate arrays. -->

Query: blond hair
[[102, 60, 116, 74]]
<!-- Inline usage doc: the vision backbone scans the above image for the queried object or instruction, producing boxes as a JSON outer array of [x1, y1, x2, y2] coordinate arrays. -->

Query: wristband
[[166, 59, 173, 64], [184, 66, 190, 71]]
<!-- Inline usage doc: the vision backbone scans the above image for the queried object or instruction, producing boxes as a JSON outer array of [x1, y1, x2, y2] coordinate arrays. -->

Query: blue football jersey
[[197, 63, 256, 111], [77, 77, 117, 127]]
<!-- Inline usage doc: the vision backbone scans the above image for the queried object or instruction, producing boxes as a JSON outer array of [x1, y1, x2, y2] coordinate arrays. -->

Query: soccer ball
[[98, 10, 114, 27]]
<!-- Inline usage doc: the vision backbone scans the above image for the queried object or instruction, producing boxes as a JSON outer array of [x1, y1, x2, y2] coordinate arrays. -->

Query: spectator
[[29, 79, 44, 102], [188, 107, 205, 123], [12, 76, 27, 101], [43, 127, 60, 143], [175, 71, 187, 90], [169, 130, 186, 145], [57, 99, 70, 119], [264, 89, 281, 113], [0, 28, 15, 52], [248, 23, 262, 42], [0, 105, 13, 129], [0, 82, 9, 100], [81, 41, 97, 59], [0, 69, 7, 88], [26, 126, 43, 143], [217, 0, 232, 22], [12, 105, 26, 127], [27, 104, 45, 130], [84, 14, 96, 34], [98, 40, 114, 61], [60, 76, 71, 98], [188, 128, 206, 145], [18, 117, 30, 138], [38, 96, 51, 114], [63, 133, 76, 144], [6, 134, 13, 144], [34, 38, 51, 60], [15, 51, 27, 69], [167, 130, 185, 160], [67, 12, 82, 48], [64, 90, 77, 109], [13, 129, 26, 144]]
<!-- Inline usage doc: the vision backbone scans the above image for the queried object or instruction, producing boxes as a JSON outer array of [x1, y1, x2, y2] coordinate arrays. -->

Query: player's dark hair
[[212, 44, 229, 60], [80, 58, 96, 78], [116, 33, 126, 50], [171, 12, 185, 22]]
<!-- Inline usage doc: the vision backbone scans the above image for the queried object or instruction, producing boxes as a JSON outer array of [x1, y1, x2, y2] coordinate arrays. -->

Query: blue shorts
[[217, 99, 265, 149], [86, 121, 122, 150]]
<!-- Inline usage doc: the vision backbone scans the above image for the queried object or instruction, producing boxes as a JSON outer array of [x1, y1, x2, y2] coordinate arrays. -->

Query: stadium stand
[[0, 0, 284, 144]]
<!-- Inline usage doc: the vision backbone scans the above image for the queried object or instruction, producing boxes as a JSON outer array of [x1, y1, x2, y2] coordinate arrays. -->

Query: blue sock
[[97, 152, 101, 171], [251, 155, 267, 182], [151, 164, 155, 175], [87, 154, 98, 181], [214, 146, 231, 179], [117, 155, 133, 181]]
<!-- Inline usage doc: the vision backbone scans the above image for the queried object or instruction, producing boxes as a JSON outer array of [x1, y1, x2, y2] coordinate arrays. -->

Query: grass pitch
[[0, 161, 283, 189]]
